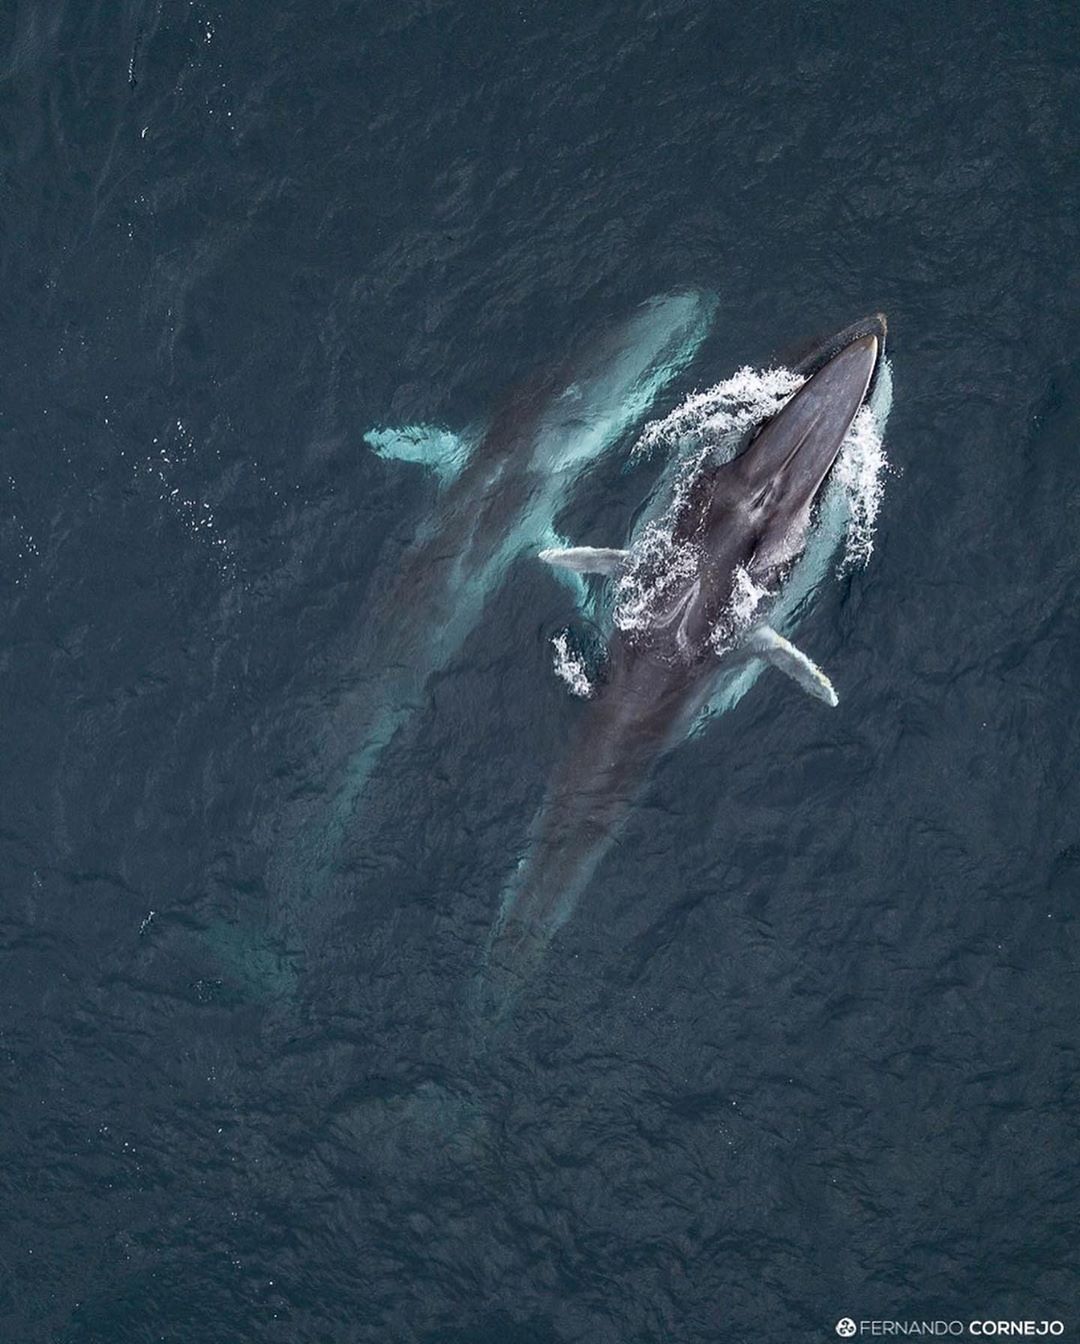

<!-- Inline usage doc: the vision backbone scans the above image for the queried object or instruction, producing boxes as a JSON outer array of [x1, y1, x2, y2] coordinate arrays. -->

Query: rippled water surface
[[2, 3, 1078, 1340]]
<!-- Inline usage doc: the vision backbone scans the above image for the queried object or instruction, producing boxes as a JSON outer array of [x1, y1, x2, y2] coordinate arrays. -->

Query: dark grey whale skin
[[475, 318, 886, 1027]]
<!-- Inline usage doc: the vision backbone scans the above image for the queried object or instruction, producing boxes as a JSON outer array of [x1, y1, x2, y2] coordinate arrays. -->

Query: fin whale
[[273, 291, 718, 897], [476, 316, 892, 1024]]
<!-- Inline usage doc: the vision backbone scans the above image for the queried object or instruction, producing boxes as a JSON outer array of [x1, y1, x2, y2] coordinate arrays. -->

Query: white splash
[[632, 364, 804, 461], [615, 358, 891, 640], [3, 472, 40, 586], [139, 418, 236, 581], [612, 524, 700, 634], [831, 362, 892, 568], [551, 630, 593, 698], [732, 563, 771, 625]]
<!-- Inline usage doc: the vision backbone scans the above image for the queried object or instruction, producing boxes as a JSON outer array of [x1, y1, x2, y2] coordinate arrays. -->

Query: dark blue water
[[2, 3, 1078, 1340]]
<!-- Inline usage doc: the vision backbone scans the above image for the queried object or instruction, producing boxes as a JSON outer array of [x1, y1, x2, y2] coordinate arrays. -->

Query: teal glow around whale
[[276, 290, 718, 898]]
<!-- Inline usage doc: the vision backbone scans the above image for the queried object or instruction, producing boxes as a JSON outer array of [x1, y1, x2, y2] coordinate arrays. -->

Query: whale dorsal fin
[[538, 546, 629, 577], [363, 424, 476, 485], [745, 626, 838, 707]]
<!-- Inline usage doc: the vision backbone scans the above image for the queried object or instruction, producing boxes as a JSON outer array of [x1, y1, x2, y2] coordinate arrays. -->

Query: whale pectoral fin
[[745, 626, 839, 707], [363, 424, 476, 485], [538, 546, 629, 577]]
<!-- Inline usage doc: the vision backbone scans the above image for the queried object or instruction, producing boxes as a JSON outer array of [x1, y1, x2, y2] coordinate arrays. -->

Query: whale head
[[631, 318, 885, 661]]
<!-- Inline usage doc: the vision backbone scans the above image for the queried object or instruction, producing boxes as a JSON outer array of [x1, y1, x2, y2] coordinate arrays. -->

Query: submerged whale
[[276, 290, 717, 894], [476, 316, 893, 1023]]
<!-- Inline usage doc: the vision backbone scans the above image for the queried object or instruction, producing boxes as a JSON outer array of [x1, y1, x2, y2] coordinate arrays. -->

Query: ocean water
[[1, 3, 1078, 1341]]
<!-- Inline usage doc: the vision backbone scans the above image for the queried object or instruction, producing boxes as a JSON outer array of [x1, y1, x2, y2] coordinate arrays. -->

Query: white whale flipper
[[538, 546, 630, 577], [745, 625, 839, 707], [364, 424, 477, 485]]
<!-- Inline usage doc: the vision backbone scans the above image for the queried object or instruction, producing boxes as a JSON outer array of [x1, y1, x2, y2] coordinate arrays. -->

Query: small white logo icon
[[836, 1321, 857, 1339]]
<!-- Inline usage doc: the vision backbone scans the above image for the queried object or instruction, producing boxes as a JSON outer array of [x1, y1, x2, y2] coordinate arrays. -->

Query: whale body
[[476, 316, 893, 1023], [276, 291, 718, 897]]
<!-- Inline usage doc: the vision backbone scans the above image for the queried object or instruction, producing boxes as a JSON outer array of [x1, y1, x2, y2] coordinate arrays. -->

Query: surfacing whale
[[475, 316, 893, 1025]]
